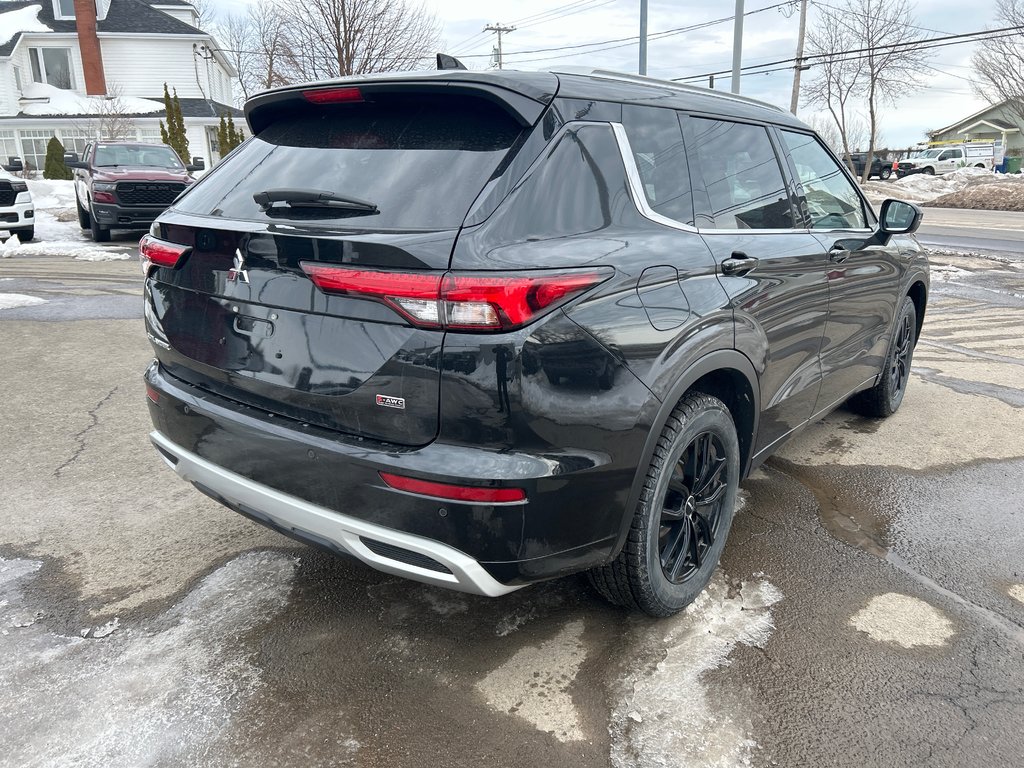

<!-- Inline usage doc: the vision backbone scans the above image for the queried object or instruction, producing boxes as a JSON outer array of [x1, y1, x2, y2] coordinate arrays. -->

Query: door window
[[780, 130, 868, 230], [620, 105, 693, 225], [687, 118, 795, 229]]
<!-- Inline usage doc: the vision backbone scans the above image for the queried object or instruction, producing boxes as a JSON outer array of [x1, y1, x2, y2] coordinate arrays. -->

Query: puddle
[[912, 366, 1024, 407]]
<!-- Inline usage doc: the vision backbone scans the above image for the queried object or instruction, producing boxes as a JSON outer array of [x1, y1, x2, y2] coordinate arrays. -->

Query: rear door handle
[[721, 252, 759, 276], [829, 246, 850, 263]]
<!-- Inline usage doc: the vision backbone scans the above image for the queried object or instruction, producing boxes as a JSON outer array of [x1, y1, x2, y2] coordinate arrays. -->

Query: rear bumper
[[93, 202, 165, 228], [150, 430, 520, 596]]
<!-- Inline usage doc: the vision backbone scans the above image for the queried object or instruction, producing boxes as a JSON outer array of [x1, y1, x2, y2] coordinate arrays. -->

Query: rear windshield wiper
[[253, 188, 379, 213]]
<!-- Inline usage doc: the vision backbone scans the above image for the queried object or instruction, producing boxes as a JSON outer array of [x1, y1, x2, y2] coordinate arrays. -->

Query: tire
[[13, 226, 34, 242], [587, 392, 740, 617], [880, 166, 892, 180], [974, 164, 985, 169], [76, 198, 90, 229], [923, 167, 935, 176], [848, 295, 917, 418], [90, 209, 110, 242]]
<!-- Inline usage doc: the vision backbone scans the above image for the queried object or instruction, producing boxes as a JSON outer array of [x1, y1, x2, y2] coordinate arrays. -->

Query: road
[[1, 224, 1023, 767], [917, 207, 1024, 257]]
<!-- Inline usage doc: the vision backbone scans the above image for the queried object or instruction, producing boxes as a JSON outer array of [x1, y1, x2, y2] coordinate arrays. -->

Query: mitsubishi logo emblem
[[227, 248, 250, 283]]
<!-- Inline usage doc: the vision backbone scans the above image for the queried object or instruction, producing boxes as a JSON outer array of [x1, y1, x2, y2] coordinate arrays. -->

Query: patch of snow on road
[[0, 293, 47, 310], [477, 619, 588, 742], [611, 574, 783, 768], [0, 234, 22, 255], [849, 593, 954, 648], [0, 551, 298, 767], [1006, 584, 1024, 605], [930, 264, 972, 282], [0, 6, 51, 47]]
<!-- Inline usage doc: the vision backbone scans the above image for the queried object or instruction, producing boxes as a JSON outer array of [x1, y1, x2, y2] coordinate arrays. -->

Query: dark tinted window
[[175, 95, 523, 230], [621, 105, 693, 224], [688, 118, 795, 229], [780, 130, 867, 229]]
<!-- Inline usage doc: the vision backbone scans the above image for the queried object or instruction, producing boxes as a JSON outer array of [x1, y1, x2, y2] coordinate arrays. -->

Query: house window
[[19, 129, 59, 175], [54, 0, 76, 19], [138, 127, 164, 144], [59, 131, 90, 156], [29, 48, 75, 90], [0, 131, 19, 167]]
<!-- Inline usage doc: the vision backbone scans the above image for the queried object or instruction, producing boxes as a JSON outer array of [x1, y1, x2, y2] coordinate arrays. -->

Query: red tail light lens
[[379, 472, 526, 503], [302, 87, 363, 104], [140, 235, 191, 270], [299, 263, 610, 332]]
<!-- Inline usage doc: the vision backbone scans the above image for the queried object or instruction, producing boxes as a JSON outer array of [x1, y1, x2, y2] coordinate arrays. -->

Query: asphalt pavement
[[1, 219, 1022, 767]]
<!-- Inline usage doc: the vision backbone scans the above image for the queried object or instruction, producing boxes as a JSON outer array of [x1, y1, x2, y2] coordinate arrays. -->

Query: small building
[[929, 100, 1023, 155], [0, 0, 241, 173]]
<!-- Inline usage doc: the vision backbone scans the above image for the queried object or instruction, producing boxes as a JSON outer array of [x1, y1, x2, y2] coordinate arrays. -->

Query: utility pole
[[731, 0, 744, 94], [709, 73, 715, 89], [789, 0, 808, 113], [639, 0, 648, 75], [484, 23, 515, 70]]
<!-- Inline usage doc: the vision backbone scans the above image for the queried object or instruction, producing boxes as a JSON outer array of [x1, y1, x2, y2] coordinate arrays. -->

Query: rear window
[[175, 94, 524, 230]]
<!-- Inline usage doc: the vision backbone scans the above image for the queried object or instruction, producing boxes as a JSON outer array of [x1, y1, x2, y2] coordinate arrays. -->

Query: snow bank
[[862, 167, 999, 203], [19, 82, 163, 116], [26, 179, 76, 211], [0, 5, 51, 47]]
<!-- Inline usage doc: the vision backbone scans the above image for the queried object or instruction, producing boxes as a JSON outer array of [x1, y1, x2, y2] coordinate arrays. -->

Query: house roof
[[1, 96, 241, 120], [932, 99, 1018, 136], [957, 118, 1017, 133], [0, 0, 204, 57]]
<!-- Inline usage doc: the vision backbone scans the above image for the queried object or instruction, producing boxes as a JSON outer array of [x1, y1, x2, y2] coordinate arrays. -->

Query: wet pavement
[[1, 246, 1022, 767]]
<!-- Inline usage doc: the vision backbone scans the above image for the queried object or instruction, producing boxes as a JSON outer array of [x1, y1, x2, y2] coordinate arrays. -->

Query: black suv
[[847, 152, 893, 180], [142, 69, 928, 616]]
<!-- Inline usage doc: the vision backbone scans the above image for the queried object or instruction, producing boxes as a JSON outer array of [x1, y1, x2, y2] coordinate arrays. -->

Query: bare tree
[[803, 113, 843, 155], [972, 0, 1024, 126], [190, 0, 215, 30], [279, 0, 440, 81], [804, 0, 930, 181], [71, 84, 137, 140]]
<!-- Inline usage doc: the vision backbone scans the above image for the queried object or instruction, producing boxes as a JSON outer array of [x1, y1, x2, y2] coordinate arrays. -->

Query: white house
[[0, 0, 241, 173]]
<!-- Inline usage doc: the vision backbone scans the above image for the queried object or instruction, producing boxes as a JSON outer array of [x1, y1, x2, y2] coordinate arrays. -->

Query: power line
[[448, 0, 612, 55], [672, 25, 1024, 82]]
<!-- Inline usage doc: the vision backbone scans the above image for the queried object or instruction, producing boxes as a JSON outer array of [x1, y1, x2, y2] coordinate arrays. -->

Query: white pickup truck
[[897, 144, 995, 177]]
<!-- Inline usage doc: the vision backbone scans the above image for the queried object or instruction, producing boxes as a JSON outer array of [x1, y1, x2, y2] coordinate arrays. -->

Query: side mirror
[[3, 156, 24, 173], [64, 152, 79, 165], [186, 156, 205, 172], [879, 198, 922, 236]]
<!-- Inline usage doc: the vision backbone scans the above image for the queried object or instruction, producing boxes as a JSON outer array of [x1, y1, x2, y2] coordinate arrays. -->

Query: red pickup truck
[[66, 142, 204, 242]]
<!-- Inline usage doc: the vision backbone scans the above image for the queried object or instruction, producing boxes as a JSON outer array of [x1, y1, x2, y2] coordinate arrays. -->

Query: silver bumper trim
[[150, 431, 521, 597]]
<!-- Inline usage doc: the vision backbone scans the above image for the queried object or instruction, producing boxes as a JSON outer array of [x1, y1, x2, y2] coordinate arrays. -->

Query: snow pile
[[0, 233, 22, 256], [862, 166, 1024, 210], [0, 293, 47, 310], [0, 5, 51, 47], [19, 82, 164, 116], [26, 178, 76, 211]]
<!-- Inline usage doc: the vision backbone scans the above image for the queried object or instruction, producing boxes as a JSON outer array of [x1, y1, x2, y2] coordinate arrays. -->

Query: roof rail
[[549, 67, 786, 114]]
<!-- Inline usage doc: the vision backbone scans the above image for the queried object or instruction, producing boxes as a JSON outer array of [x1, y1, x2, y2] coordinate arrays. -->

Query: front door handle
[[721, 252, 759, 276], [829, 246, 850, 263]]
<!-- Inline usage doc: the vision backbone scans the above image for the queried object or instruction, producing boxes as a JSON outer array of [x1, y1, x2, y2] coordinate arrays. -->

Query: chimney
[[73, 0, 107, 95]]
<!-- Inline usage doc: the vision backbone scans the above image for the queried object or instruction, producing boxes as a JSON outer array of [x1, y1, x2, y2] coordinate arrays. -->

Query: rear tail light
[[140, 234, 191, 272], [300, 263, 610, 332], [379, 472, 526, 503], [302, 87, 364, 104]]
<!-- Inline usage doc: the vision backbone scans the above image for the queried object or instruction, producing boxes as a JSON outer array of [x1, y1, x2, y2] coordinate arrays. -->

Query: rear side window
[[687, 118, 795, 230], [175, 94, 524, 230], [780, 130, 868, 230], [621, 105, 693, 225]]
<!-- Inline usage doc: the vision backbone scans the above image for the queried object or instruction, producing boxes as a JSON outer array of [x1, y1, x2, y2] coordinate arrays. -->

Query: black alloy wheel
[[587, 392, 740, 617], [658, 431, 727, 584], [848, 295, 918, 418]]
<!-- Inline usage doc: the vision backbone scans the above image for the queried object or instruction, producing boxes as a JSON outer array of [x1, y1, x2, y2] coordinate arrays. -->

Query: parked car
[[846, 152, 892, 180], [0, 157, 35, 241], [897, 145, 992, 177], [67, 142, 204, 242], [141, 68, 928, 617]]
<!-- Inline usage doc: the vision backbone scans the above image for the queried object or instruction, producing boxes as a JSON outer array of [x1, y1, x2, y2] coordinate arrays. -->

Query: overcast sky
[[215, 0, 995, 147]]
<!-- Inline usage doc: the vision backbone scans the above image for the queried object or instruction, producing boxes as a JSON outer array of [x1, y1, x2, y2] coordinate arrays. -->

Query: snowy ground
[[0, 179, 136, 262], [861, 166, 1024, 211]]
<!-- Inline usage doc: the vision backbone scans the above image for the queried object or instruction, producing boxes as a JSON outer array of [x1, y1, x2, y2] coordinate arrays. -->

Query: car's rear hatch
[[146, 75, 557, 446]]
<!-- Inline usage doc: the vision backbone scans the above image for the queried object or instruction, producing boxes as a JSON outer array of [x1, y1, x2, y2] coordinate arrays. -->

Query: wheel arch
[[907, 277, 928, 345], [611, 349, 761, 560]]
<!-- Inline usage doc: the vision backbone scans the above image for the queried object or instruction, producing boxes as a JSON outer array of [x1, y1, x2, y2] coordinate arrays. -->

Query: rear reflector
[[145, 384, 160, 403], [302, 87, 364, 104], [300, 262, 610, 331], [140, 234, 191, 271], [379, 472, 526, 503]]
